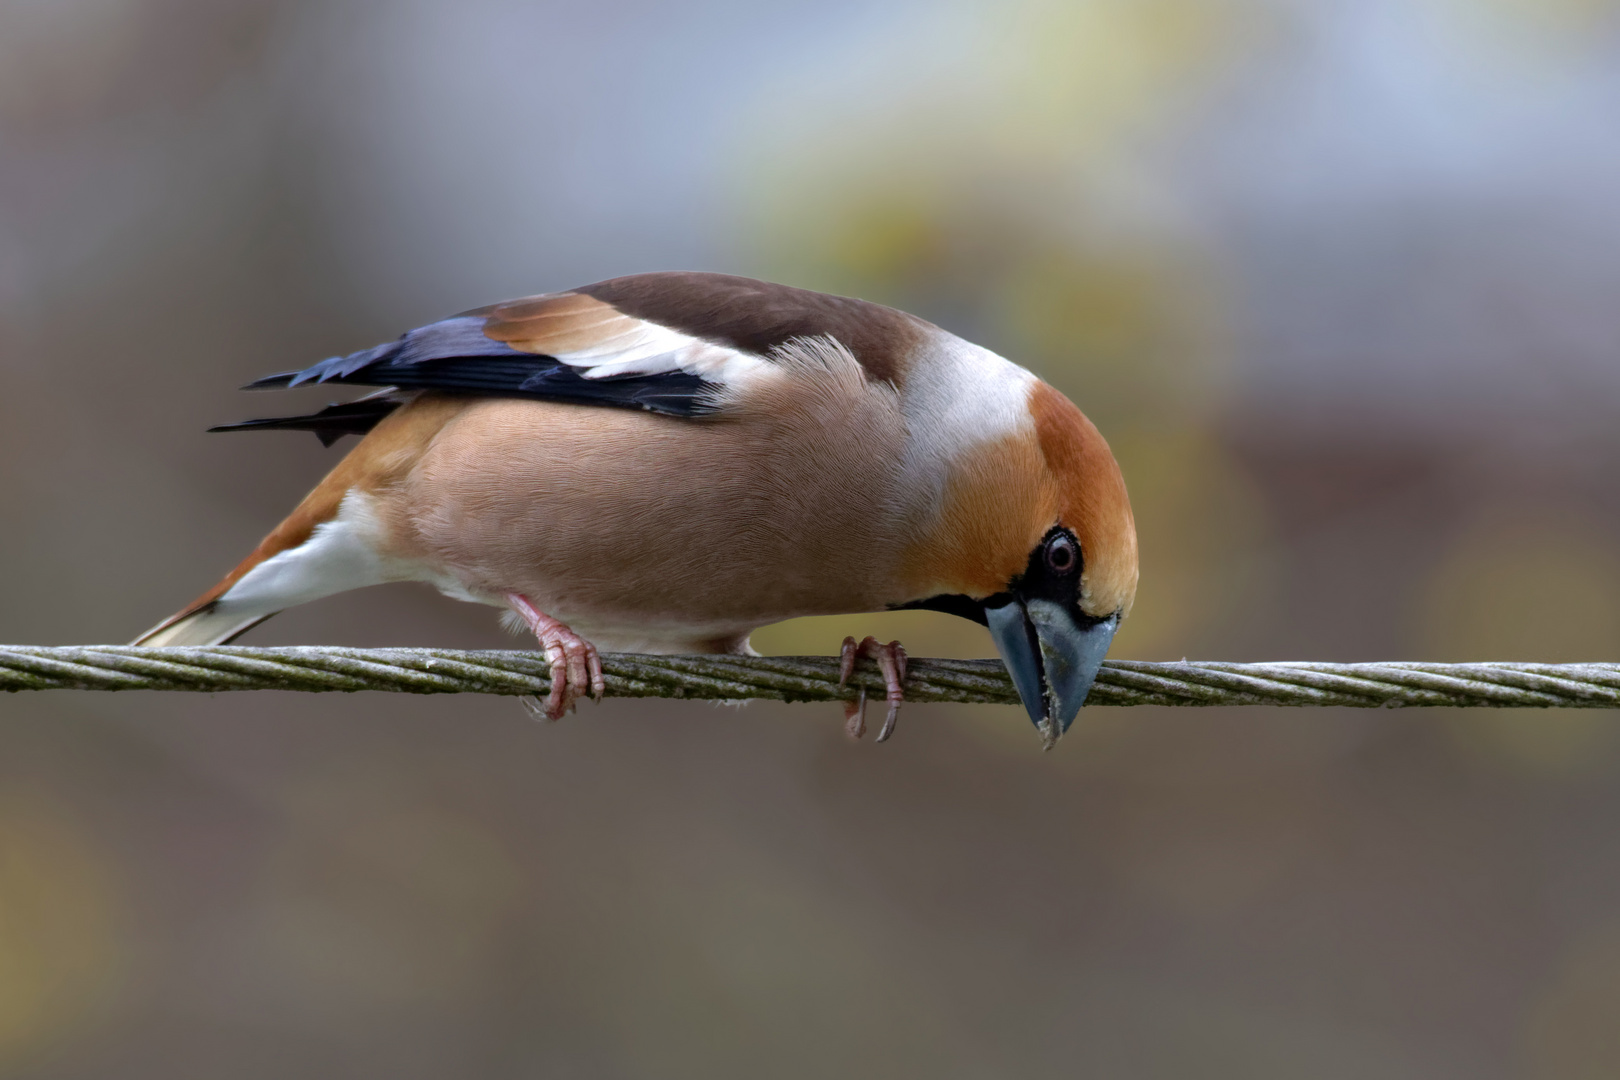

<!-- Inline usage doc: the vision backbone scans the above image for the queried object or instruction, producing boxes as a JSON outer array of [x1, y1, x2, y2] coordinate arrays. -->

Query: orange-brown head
[[900, 378, 1137, 746], [1027, 381, 1138, 621]]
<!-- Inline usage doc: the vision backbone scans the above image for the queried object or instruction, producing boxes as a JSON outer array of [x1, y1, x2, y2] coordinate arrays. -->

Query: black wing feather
[[239, 315, 718, 419]]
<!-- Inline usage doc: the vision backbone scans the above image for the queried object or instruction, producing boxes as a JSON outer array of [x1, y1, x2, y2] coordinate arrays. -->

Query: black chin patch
[[888, 593, 994, 626]]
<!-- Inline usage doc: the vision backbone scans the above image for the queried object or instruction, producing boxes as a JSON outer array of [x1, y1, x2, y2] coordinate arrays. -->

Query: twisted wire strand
[[1, 647, 1618, 708]]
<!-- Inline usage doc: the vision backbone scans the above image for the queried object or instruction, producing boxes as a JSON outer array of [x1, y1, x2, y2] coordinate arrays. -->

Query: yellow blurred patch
[[993, 241, 1232, 428], [1416, 513, 1620, 662], [816, 193, 953, 292], [1417, 511, 1620, 774], [0, 792, 124, 1067], [1107, 425, 1274, 659], [738, 0, 1268, 363]]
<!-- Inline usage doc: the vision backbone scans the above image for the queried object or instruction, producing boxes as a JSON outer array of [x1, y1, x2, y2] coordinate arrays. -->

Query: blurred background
[[2, 0, 1620, 1075]]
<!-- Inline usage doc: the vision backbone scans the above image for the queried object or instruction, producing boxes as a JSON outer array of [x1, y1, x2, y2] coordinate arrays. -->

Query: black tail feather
[[208, 398, 404, 447]]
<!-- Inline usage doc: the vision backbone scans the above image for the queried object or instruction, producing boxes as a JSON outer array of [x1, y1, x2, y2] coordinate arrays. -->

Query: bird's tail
[[131, 472, 355, 647], [131, 395, 458, 647], [133, 603, 276, 647]]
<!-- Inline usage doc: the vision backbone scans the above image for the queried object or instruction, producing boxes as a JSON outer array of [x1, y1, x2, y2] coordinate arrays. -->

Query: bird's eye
[[1045, 533, 1078, 575]]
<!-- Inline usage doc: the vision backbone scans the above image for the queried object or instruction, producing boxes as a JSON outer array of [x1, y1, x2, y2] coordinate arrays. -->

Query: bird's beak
[[984, 598, 1119, 749]]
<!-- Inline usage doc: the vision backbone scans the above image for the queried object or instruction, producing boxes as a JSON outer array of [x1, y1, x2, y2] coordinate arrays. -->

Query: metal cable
[[2, 647, 1617, 708]]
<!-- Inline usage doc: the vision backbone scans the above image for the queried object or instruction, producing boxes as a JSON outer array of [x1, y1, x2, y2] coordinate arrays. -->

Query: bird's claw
[[843, 689, 868, 739], [838, 635, 908, 742], [506, 593, 603, 721]]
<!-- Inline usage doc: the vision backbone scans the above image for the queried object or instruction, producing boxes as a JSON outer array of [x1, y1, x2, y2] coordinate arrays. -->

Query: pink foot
[[839, 635, 908, 742], [506, 593, 604, 721]]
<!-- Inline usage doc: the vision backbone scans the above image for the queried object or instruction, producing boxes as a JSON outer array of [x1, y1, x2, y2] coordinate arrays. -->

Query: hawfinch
[[137, 273, 1137, 745]]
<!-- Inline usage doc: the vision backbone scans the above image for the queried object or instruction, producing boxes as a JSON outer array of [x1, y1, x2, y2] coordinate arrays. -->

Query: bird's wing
[[242, 273, 929, 420]]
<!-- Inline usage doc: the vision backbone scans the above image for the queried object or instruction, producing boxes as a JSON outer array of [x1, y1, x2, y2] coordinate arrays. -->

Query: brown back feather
[[484, 273, 930, 387]]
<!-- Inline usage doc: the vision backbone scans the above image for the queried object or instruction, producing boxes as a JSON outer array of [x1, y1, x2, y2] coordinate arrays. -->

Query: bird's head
[[900, 379, 1137, 747]]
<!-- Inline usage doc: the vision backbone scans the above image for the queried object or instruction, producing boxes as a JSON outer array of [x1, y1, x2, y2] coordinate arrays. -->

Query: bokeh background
[[3, 0, 1620, 1075]]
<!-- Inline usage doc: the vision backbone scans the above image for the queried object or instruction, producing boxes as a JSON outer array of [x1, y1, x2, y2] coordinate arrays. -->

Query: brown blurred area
[[3, 0, 1620, 1076]]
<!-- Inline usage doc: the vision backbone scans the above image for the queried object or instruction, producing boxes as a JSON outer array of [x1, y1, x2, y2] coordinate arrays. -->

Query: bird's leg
[[506, 593, 604, 721], [839, 635, 908, 742]]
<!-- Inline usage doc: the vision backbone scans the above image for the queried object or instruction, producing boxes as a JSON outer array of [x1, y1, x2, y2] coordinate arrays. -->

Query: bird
[[135, 272, 1137, 746]]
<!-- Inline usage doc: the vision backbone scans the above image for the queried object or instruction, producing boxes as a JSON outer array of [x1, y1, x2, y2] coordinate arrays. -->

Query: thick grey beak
[[985, 599, 1119, 748]]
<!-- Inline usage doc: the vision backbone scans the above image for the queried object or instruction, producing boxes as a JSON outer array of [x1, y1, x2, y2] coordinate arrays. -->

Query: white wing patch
[[554, 320, 766, 385], [489, 295, 772, 389]]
